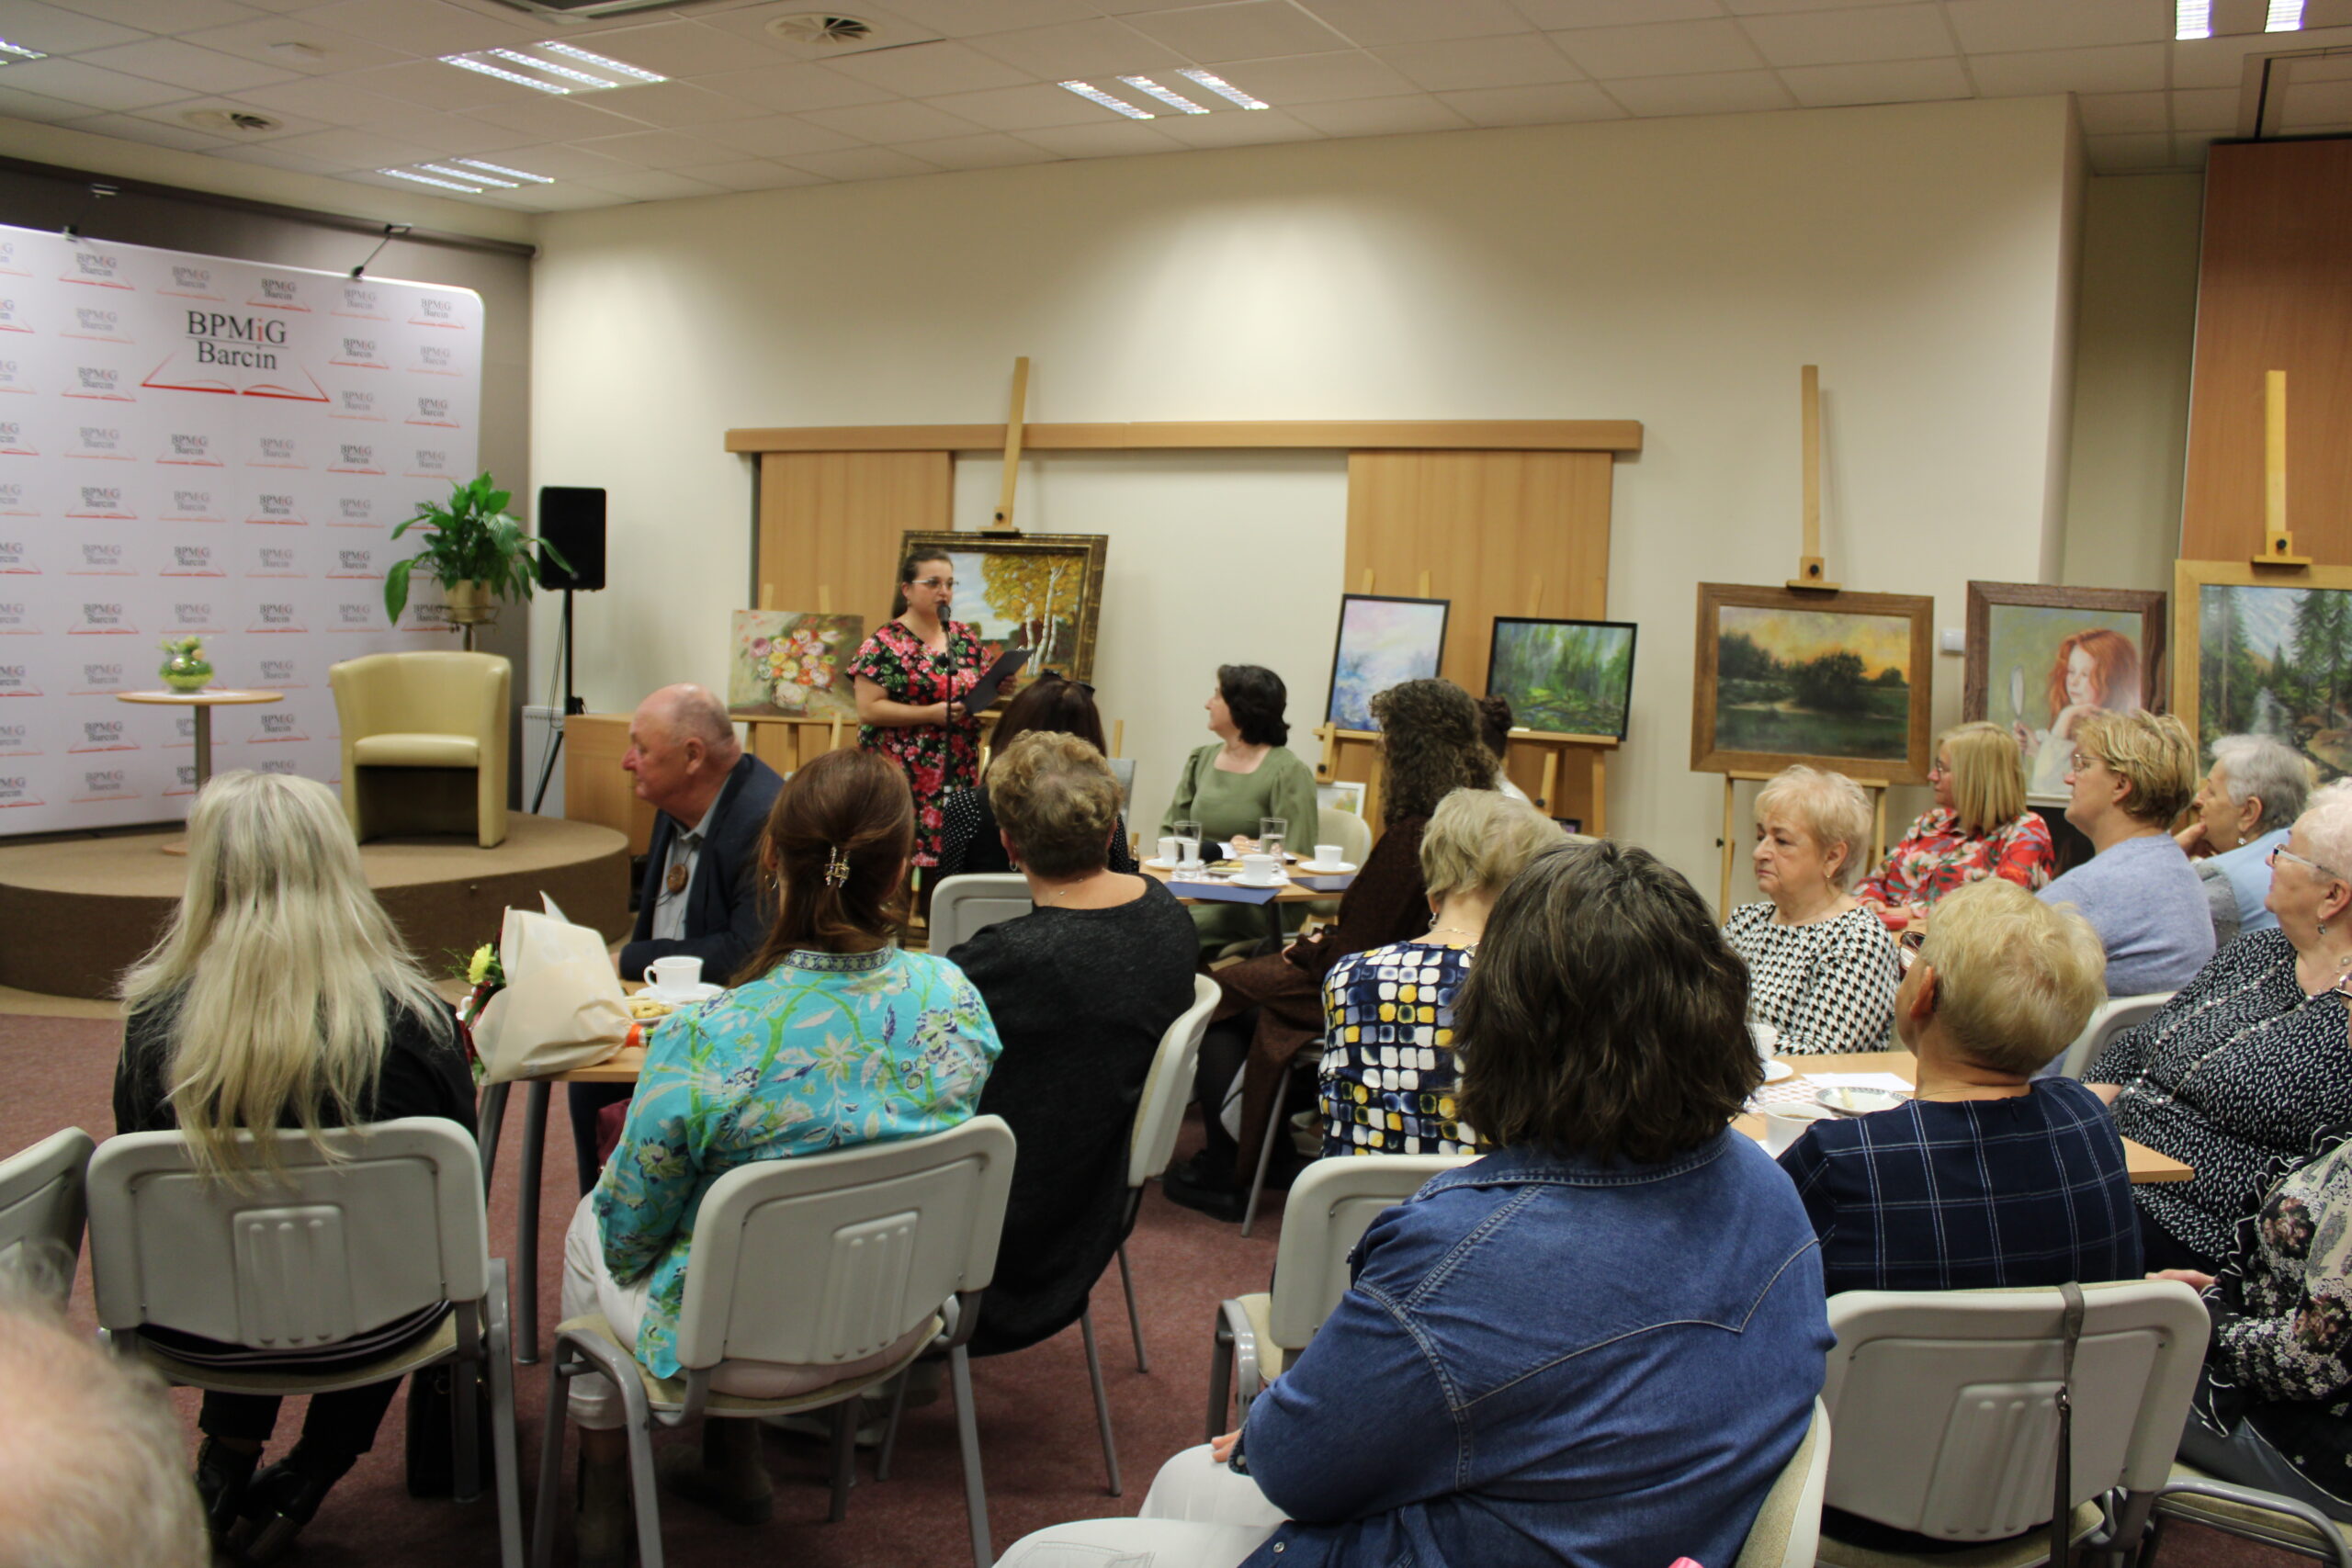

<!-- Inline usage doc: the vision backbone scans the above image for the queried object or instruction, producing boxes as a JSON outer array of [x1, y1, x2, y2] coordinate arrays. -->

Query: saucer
[[1759, 1060, 1793, 1084], [1230, 874, 1285, 888], [640, 981, 722, 1006], [1295, 860, 1357, 874], [1815, 1085, 1905, 1116], [1144, 856, 1175, 870]]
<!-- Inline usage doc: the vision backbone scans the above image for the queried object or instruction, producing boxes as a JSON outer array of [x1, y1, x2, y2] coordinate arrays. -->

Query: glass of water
[[1174, 819, 1203, 874], [1260, 816, 1288, 863]]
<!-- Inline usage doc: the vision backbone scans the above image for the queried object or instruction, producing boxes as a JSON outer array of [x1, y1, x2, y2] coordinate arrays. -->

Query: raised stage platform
[[0, 815, 632, 1000]]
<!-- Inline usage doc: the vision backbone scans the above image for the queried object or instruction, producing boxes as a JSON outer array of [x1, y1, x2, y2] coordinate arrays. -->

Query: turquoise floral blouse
[[592, 945, 1002, 1379]]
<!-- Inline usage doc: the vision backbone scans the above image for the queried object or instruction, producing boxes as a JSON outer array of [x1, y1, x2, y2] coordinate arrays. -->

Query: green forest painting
[[2199, 582, 2352, 779], [1715, 604, 1912, 762], [1487, 619, 1636, 739]]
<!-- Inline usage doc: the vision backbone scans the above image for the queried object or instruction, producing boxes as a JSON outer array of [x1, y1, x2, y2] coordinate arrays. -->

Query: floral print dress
[[1855, 807, 2054, 910], [848, 618, 986, 866], [591, 945, 1001, 1380]]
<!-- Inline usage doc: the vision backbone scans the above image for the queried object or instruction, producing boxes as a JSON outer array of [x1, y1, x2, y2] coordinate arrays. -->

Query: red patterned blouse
[[1856, 807, 2055, 911]]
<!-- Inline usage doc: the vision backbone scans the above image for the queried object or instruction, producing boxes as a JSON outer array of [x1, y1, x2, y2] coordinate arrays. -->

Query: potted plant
[[383, 472, 570, 628]]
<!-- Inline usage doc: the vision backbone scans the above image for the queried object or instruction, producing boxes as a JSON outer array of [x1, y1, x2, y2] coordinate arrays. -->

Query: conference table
[[1140, 855, 1353, 945]]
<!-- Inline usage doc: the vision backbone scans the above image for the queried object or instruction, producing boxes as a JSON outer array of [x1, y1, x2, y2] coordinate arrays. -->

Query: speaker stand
[[529, 587, 583, 815]]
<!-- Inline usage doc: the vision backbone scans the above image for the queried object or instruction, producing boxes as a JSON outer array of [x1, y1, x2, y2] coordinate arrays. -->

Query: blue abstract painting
[[1326, 595, 1449, 729]]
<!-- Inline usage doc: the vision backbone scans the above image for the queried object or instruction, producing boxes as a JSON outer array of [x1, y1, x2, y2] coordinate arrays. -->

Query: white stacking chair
[[0, 1126, 95, 1306], [532, 1116, 1016, 1568], [1207, 1153, 1470, 1438], [85, 1118, 522, 1568], [1119, 975, 1222, 1372], [1819, 1280, 2210, 1567], [2058, 991, 2174, 1080], [1738, 1399, 1833, 1568], [1108, 756, 1137, 809], [1315, 806, 1373, 870], [928, 874, 1033, 955], [2151, 1465, 2352, 1566]]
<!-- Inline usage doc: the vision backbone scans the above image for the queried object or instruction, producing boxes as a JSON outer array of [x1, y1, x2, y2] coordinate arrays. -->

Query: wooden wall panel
[[753, 451, 953, 632], [2182, 139, 2352, 564]]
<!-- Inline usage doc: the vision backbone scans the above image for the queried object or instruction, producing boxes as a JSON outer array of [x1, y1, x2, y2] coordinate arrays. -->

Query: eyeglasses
[[2068, 751, 2102, 773], [911, 576, 956, 591], [1927, 760, 1953, 778], [2269, 843, 2346, 883], [1898, 927, 1928, 953]]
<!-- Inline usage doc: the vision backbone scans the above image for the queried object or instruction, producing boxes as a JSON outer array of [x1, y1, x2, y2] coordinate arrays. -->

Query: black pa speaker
[[537, 486, 606, 592]]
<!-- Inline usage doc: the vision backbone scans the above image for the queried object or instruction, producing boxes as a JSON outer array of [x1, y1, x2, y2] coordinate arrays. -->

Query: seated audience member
[[1165, 678, 1497, 1219], [934, 674, 1140, 880], [0, 1276, 208, 1568], [1318, 787, 1564, 1157], [1003, 840, 1831, 1567], [1724, 765, 1902, 1054], [560, 748, 1000, 1563], [1476, 694, 1533, 804], [570, 683, 785, 1195], [112, 771, 475, 1560], [2179, 733, 2315, 945], [2037, 709, 2213, 996], [2087, 781, 2352, 1276], [948, 731, 1196, 1355], [1779, 879, 2140, 1292], [1159, 663, 1320, 952], [1856, 720, 2053, 923]]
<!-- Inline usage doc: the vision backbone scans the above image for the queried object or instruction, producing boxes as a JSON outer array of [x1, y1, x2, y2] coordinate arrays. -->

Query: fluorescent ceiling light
[[2267, 0, 2304, 29], [488, 47, 613, 89], [1175, 68, 1267, 110], [1059, 80, 1153, 119], [1118, 75, 1208, 114], [2175, 0, 2212, 38], [442, 54, 570, 94], [442, 40, 666, 95], [422, 161, 516, 187], [0, 39, 48, 62], [537, 41, 665, 84], [453, 158, 554, 185], [379, 167, 485, 193]]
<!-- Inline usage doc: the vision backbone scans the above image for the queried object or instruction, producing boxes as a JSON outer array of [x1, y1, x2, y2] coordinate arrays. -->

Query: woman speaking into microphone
[[850, 547, 989, 876]]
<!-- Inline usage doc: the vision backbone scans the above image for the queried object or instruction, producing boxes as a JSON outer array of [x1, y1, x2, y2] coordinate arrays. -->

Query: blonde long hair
[[119, 772, 448, 1184]]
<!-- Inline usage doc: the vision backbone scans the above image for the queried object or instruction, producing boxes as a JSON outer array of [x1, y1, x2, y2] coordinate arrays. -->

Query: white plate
[[1760, 1060, 1793, 1084], [1144, 856, 1175, 870], [1230, 874, 1285, 888], [640, 981, 722, 1006], [1295, 860, 1358, 874], [1816, 1085, 1906, 1116]]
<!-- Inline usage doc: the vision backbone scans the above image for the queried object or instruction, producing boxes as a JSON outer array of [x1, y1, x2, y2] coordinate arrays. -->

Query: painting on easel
[[1963, 581, 2164, 799], [900, 530, 1108, 682], [1692, 582, 1933, 784], [1487, 617, 1637, 739], [727, 610, 864, 720], [2175, 560, 2352, 783], [1326, 594, 1449, 730]]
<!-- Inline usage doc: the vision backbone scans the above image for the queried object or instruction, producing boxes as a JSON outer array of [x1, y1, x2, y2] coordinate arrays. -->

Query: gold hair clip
[[823, 846, 851, 888]]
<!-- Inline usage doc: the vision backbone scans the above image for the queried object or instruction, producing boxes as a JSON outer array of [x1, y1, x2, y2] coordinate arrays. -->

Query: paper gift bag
[[471, 900, 629, 1083]]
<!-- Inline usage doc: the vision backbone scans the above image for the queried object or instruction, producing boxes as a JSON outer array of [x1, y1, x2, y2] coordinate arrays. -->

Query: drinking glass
[[1174, 819, 1203, 873], [1260, 816, 1288, 863]]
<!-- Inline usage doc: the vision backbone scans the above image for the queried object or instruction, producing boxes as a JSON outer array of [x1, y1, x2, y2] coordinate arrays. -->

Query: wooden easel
[[989, 356, 1029, 533], [740, 578, 852, 774], [1719, 770, 1890, 918], [2254, 369, 2310, 568], [1502, 730, 1617, 831], [1788, 365, 1838, 592]]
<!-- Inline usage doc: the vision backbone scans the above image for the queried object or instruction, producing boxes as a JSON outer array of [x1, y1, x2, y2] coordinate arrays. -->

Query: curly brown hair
[[1369, 679, 1495, 824]]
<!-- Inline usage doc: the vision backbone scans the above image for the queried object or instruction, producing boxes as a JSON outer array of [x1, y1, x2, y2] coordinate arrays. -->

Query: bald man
[[573, 683, 782, 1192]]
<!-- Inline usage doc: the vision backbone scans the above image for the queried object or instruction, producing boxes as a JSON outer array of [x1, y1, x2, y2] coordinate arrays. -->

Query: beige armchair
[[330, 651, 511, 848]]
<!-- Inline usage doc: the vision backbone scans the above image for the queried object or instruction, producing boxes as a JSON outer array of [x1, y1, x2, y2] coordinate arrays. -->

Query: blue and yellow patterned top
[[593, 944, 1001, 1379]]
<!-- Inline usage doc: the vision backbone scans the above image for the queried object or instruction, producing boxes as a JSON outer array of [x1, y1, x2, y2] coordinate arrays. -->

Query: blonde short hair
[[1754, 765, 1872, 891], [1917, 878, 2106, 1075], [2075, 710, 2199, 827], [1419, 788, 1567, 902], [987, 730, 1122, 880], [1942, 720, 2027, 835]]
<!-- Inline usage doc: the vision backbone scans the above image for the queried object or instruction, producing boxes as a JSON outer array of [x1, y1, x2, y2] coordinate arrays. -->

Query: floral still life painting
[[727, 611, 864, 720]]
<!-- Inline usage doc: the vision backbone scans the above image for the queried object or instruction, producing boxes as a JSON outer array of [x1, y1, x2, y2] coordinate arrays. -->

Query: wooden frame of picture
[[898, 529, 1109, 682], [1692, 582, 1935, 785], [1962, 581, 2167, 720], [2174, 558, 2352, 782], [1324, 592, 1451, 731], [1486, 615, 1638, 741]]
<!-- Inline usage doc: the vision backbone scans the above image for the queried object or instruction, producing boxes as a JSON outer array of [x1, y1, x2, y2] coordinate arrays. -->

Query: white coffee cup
[[1759, 1103, 1834, 1156], [649, 955, 704, 994], [1313, 842, 1343, 866], [1156, 836, 1180, 864], [1239, 852, 1280, 885], [1747, 1021, 1781, 1061]]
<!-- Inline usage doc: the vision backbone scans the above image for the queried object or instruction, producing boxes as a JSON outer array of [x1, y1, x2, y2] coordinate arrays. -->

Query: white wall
[[530, 94, 2084, 906]]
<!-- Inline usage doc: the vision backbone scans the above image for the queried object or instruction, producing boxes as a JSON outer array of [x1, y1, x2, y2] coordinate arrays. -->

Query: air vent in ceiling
[[766, 13, 874, 47], [184, 108, 282, 134]]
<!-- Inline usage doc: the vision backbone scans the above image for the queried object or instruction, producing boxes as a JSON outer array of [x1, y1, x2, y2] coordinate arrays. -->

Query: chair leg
[[949, 1345, 992, 1568], [484, 1266, 525, 1568], [625, 1412, 664, 1568], [1117, 1242, 1148, 1373], [1207, 1316, 1234, 1442], [876, 1367, 912, 1483], [827, 1402, 857, 1523], [453, 1332, 482, 1504], [477, 1081, 509, 1194], [514, 1080, 548, 1364], [1080, 1305, 1123, 1497], [1241, 1092, 1285, 1237], [529, 1351, 573, 1568]]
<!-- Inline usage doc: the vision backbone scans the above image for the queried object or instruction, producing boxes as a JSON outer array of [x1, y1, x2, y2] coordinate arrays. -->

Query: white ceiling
[[0, 0, 2346, 212]]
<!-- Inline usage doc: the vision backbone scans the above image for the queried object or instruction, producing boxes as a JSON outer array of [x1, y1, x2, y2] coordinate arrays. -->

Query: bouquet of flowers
[[451, 942, 505, 1084]]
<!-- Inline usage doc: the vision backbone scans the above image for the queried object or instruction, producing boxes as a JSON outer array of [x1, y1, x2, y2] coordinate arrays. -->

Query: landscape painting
[[1692, 583, 1933, 784], [726, 610, 862, 720], [2176, 560, 2352, 783], [1487, 617, 1637, 739], [1963, 581, 2165, 800], [1326, 594, 1449, 730], [899, 530, 1109, 683]]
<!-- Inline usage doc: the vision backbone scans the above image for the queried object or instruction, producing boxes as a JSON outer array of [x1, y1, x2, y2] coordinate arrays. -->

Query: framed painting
[[726, 610, 863, 720], [1326, 594, 1450, 731], [899, 530, 1109, 682], [1963, 581, 2165, 800], [2175, 559, 2352, 783], [1317, 780, 1366, 817], [1487, 616, 1638, 741], [1692, 583, 1934, 785]]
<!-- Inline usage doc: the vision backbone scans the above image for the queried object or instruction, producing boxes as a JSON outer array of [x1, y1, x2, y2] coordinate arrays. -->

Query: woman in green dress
[[1159, 663, 1320, 952]]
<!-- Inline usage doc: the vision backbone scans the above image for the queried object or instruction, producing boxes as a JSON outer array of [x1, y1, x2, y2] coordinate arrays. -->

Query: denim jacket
[[1236, 1131, 1832, 1568]]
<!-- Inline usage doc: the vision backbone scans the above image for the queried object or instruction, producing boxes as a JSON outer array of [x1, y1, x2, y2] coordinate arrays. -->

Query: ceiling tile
[[1435, 79, 1628, 124], [126, 94, 332, 140], [582, 80, 766, 127], [2169, 85, 2244, 132], [0, 59, 192, 111], [206, 140, 355, 175], [574, 127, 738, 168], [173, 17, 412, 75], [1943, 0, 2172, 54], [254, 125, 443, 168], [495, 183, 632, 210], [1514, 0, 1725, 26], [1188, 50, 1415, 101], [1604, 68, 1796, 116], [1012, 118, 1184, 156], [459, 141, 639, 178], [696, 61, 896, 111], [1152, 105, 1326, 145], [73, 39, 295, 95], [799, 97, 986, 142], [1373, 34, 1583, 91], [340, 58, 546, 110], [59, 112, 233, 152], [292, 0, 537, 55], [0, 80, 89, 121], [1778, 55, 1973, 105], [550, 20, 794, 78], [1723, 0, 1935, 9], [673, 156, 832, 188], [1739, 4, 1954, 68], [889, 130, 1064, 168], [1283, 92, 1466, 133], [2169, 34, 2279, 90], [54, 0, 260, 34], [821, 39, 1033, 96], [0, 0, 147, 54], [1291, 0, 1535, 48], [695, 114, 866, 157], [456, 93, 654, 139], [2082, 130, 2173, 171], [1968, 43, 2167, 96], [2076, 88, 2168, 133], [965, 17, 1182, 77], [1550, 18, 1767, 77], [2174, 130, 2220, 164], [575, 169, 730, 200], [1123, 3, 1351, 62], [378, 111, 548, 154], [781, 145, 944, 180], [921, 81, 1118, 130], [881, 0, 1097, 30]]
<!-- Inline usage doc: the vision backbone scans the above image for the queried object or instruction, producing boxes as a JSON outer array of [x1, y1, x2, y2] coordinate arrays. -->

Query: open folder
[[963, 646, 1033, 715]]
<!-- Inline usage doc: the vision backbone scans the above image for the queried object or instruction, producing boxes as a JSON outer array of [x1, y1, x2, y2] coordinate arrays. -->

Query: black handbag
[[404, 1362, 495, 1498]]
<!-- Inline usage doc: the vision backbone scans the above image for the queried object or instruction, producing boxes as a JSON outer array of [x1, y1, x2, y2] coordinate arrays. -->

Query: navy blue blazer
[[619, 751, 784, 985]]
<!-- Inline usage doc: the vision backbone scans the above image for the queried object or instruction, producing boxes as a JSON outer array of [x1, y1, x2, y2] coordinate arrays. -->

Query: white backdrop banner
[[0, 226, 481, 835]]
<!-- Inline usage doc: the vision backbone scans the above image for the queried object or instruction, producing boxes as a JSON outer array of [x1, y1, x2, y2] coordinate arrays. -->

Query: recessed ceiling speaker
[[537, 487, 606, 593], [182, 109, 281, 133]]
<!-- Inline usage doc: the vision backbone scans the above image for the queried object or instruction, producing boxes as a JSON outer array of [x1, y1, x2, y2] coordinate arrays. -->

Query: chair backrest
[[1317, 807, 1373, 867], [329, 651, 510, 740], [1823, 1280, 2209, 1540], [673, 1115, 1016, 1371], [1108, 756, 1136, 808], [1735, 1399, 1832, 1568], [85, 1119, 488, 1348], [1266, 1154, 1471, 1349], [928, 874, 1032, 955], [1127, 976, 1222, 1190], [0, 1127, 96, 1307], [2059, 992, 2173, 1079]]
